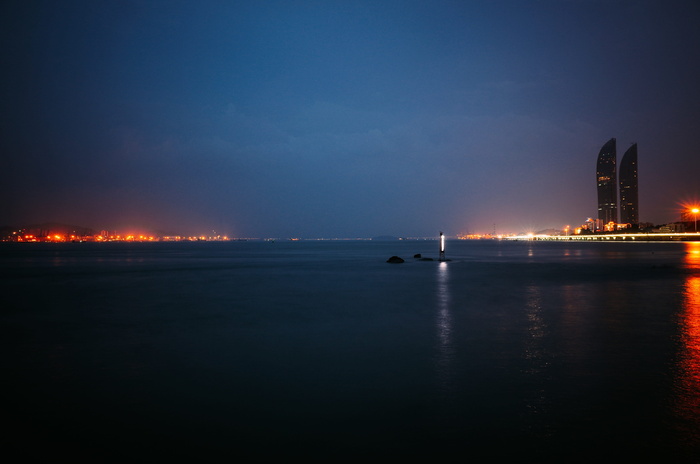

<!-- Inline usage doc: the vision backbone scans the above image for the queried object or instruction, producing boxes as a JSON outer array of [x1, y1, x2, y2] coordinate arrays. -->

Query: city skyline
[[2, 1, 700, 237]]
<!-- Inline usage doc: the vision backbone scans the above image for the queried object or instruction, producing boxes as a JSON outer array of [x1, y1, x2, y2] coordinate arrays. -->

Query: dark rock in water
[[413, 253, 422, 258], [419, 257, 434, 261], [386, 256, 404, 263]]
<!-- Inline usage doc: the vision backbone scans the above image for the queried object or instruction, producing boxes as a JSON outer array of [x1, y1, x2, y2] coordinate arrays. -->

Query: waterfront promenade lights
[[693, 208, 699, 233]]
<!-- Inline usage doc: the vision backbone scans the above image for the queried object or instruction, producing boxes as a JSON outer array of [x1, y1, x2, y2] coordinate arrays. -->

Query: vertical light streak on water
[[527, 244, 535, 259], [523, 285, 545, 374], [674, 242, 700, 449], [522, 284, 552, 438], [435, 261, 453, 395]]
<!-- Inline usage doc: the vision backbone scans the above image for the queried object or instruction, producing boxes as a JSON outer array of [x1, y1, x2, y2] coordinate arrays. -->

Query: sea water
[[2, 239, 700, 461]]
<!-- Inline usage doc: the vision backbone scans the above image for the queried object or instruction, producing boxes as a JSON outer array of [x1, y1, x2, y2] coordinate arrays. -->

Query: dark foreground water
[[2, 239, 700, 461]]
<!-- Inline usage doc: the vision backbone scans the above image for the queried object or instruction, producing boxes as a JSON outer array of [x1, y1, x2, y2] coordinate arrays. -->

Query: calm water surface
[[2, 240, 700, 461]]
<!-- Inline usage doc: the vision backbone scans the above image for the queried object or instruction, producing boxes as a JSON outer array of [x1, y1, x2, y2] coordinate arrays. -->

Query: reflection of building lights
[[686, 242, 700, 270], [675, 242, 700, 435]]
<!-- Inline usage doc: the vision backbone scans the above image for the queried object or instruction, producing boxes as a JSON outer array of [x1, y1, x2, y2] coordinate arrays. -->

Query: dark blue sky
[[3, 0, 699, 237]]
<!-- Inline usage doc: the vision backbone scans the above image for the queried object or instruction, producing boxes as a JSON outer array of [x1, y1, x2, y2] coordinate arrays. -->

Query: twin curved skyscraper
[[596, 138, 639, 226]]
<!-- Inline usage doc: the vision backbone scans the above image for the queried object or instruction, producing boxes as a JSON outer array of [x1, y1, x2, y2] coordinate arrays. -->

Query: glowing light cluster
[[4, 231, 232, 242]]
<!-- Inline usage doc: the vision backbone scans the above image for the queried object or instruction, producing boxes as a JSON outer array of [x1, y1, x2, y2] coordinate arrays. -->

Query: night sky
[[3, 0, 699, 238]]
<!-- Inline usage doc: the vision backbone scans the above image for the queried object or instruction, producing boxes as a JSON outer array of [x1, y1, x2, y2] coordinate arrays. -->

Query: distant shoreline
[[504, 232, 700, 242]]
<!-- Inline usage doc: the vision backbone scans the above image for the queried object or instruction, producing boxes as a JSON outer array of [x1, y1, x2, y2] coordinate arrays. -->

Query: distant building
[[619, 143, 639, 225], [657, 223, 685, 233], [596, 138, 618, 225]]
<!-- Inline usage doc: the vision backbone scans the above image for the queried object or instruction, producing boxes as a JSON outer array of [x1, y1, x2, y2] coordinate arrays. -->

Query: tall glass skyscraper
[[619, 143, 639, 225], [596, 138, 617, 224]]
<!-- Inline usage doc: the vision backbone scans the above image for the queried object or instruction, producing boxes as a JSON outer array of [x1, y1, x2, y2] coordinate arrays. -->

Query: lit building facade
[[619, 143, 639, 225], [596, 138, 618, 225]]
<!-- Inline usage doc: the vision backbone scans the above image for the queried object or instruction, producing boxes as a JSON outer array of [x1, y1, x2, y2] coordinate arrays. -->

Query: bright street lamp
[[692, 208, 699, 233]]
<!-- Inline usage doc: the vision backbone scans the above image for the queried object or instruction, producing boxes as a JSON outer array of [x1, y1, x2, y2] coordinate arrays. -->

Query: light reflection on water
[[428, 240, 700, 457], [523, 285, 546, 375], [435, 261, 453, 395], [522, 284, 550, 433], [674, 242, 700, 449], [7, 240, 700, 459]]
